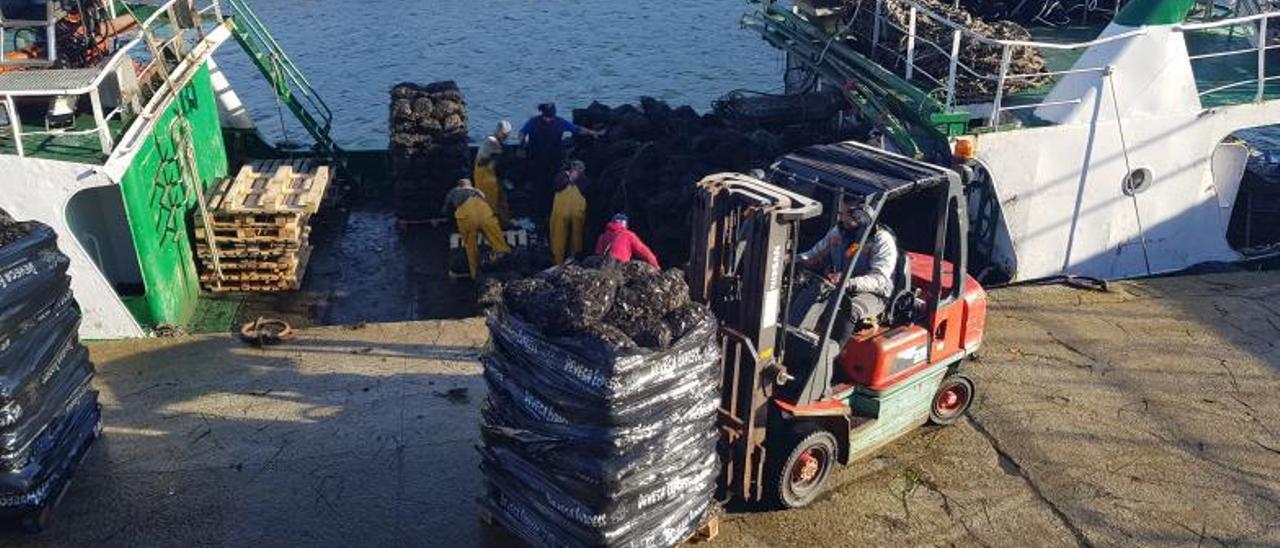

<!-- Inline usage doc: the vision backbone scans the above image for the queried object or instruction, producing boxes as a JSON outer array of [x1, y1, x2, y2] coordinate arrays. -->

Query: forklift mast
[[688, 173, 821, 503]]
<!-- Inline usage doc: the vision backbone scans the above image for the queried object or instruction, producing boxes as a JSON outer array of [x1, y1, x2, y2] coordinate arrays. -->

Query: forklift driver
[[798, 201, 899, 343]]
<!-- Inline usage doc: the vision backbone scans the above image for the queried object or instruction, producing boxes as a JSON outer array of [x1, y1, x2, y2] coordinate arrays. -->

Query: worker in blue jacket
[[520, 103, 602, 218]]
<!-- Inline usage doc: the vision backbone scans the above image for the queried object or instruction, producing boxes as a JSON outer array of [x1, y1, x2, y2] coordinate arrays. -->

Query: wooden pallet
[[201, 247, 312, 292], [197, 233, 310, 256], [196, 159, 329, 293], [196, 223, 307, 242], [684, 516, 720, 544], [210, 159, 332, 215], [209, 211, 308, 227], [198, 246, 312, 272], [204, 280, 301, 293]]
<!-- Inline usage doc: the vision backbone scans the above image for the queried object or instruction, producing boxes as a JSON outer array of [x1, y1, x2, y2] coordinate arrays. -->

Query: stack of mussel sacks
[[0, 209, 101, 532], [389, 81, 471, 222], [571, 96, 851, 266], [480, 259, 722, 547]]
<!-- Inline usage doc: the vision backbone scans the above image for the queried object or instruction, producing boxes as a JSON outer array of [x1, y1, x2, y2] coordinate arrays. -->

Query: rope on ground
[[239, 317, 295, 346]]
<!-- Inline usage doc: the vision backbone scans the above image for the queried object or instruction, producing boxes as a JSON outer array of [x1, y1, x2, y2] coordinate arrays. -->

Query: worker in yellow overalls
[[442, 179, 511, 277], [473, 120, 512, 224], [549, 161, 588, 265]]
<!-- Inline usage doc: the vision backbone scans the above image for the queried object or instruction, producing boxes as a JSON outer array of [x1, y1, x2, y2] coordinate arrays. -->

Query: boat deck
[[185, 187, 487, 334], [0, 2, 169, 165], [0, 113, 130, 164], [1, 268, 1276, 545]]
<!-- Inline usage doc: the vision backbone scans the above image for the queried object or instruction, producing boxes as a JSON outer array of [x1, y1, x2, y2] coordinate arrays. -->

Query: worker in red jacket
[[595, 213, 659, 268]]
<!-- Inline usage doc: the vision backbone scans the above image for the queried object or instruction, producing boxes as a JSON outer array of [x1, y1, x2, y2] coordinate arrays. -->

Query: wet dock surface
[[3, 271, 1278, 546], [232, 202, 484, 331]]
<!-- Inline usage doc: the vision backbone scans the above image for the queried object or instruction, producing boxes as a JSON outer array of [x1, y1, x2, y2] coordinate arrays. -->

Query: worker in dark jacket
[[595, 214, 659, 268], [442, 179, 511, 278], [520, 103, 602, 217]]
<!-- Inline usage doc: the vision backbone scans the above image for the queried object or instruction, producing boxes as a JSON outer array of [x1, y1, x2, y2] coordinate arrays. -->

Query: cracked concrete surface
[[2, 271, 1278, 546]]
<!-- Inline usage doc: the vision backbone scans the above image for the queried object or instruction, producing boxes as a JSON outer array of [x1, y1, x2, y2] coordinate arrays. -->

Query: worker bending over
[[800, 201, 898, 341], [550, 161, 588, 265], [520, 103, 602, 218], [473, 121, 512, 224], [442, 179, 512, 278], [595, 214, 659, 268]]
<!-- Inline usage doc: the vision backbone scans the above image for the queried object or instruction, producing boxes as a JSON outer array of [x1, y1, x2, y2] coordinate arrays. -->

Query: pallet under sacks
[[0, 214, 103, 532], [480, 262, 721, 547]]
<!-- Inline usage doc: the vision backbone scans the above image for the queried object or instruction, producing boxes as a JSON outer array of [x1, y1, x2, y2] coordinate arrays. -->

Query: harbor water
[[215, 0, 781, 149]]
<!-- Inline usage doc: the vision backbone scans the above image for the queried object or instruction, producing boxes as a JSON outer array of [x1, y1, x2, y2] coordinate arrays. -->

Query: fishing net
[[841, 0, 1050, 101], [961, 0, 1123, 27]]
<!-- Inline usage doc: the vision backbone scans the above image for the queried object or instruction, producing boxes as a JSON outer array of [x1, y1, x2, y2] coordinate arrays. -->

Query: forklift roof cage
[[769, 141, 955, 200]]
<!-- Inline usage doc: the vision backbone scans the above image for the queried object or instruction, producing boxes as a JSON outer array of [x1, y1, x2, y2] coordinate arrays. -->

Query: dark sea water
[[215, 0, 782, 149]]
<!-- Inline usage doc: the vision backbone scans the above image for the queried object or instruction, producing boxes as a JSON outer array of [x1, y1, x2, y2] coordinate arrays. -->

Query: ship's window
[[1122, 168, 1153, 195]]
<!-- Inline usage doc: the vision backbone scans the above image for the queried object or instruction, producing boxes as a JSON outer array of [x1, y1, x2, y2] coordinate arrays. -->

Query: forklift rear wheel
[[929, 374, 975, 425], [769, 427, 838, 509]]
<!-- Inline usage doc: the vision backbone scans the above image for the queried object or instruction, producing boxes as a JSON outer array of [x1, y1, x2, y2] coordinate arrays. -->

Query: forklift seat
[[885, 246, 916, 326], [787, 276, 829, 332]]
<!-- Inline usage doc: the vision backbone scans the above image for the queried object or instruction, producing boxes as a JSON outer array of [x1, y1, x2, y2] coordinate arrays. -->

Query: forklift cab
[[768, 141, 986, 404], [690, 141, 987, 510]]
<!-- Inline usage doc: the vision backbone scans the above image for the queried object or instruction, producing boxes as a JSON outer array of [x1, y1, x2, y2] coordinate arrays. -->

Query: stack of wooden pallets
[[196, 159, 331, 292]]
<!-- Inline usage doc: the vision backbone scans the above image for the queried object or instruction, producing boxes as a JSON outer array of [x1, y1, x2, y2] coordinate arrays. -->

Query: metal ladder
[[221, 0, 342, 163], [169, 116, 224, 282]]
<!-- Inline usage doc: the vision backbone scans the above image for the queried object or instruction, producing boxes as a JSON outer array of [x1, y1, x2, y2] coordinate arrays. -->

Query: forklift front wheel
[[929, 375, 975, 425], [769, 427, 838, 509]]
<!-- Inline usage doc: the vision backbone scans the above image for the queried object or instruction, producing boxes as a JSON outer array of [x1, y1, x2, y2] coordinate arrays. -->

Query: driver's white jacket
[[800, 226, 898, 299]]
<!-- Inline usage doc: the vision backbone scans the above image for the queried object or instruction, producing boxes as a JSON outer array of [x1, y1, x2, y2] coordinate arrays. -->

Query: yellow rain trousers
[[455, 196, 511, 277], [473, 162, 510, 224], [549, 185, 587, 265]]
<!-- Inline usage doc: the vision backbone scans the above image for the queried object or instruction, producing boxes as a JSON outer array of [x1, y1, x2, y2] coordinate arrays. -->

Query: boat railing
[[1178, 10, 1280, 102], [853, 0, 1145, 125], [219, 0, 337, 155], [0, 0, 225, 160], [796, 0, 1278, 129]]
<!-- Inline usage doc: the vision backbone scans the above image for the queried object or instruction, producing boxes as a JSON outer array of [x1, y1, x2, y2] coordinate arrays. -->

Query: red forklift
[[688, 141, 987, 508]]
